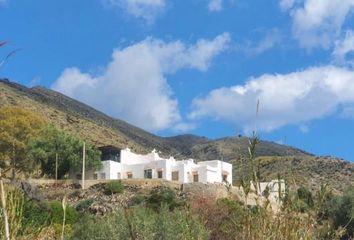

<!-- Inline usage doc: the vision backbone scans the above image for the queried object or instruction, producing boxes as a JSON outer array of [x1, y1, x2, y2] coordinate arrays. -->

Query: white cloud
[[103, 0, 166, 23], [340, 105, 354, 119], [52, 33, 230, 132], [190, 65, 354, 133], [333, 30, 354, 64], [172, 122, 196, 132], [279, 0, 295, 11], [282, 0, 354, 49], [299, 125, 309, 133], [208, 0, 223, 12], [244, 29, 283, 56]]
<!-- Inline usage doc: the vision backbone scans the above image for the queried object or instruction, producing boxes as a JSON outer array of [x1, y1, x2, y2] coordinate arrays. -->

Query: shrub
[[76, 199, 94, 212], [297, 186, 314, 208], [71, 206, 209, 240], [323, 187, 354, 238], [48, 201, 78, 225], [22, 200, 50, 230], [0, 186, 53, 238], [191, 196, 323, 240], [129, 194, 146, 206], [146, 187, 184, 212], [293, 199, 310, 213], [105, 181, 124, 195], [71, 212, 130, 240], [0, 186, 25, 239], [70, 190, 81, 198]]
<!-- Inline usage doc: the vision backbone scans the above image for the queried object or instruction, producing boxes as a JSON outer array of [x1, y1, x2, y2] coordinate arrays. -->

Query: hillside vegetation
[[0, 79, 353, 193]]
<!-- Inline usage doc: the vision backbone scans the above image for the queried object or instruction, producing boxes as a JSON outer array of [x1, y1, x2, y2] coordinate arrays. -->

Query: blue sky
[[1, 0, 354, 161]]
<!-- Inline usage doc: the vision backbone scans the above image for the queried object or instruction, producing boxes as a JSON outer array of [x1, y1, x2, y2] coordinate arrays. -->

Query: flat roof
[[98, 145, 121, 151]]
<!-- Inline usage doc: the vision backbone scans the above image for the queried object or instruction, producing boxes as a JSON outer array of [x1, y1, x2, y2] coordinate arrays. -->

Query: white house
[[72, 146, 232, 184], [250, 179, 286, 202], [260, 179, 286, 202]]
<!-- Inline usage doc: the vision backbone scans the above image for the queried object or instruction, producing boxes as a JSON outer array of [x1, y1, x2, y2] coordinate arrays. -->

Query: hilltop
[[0, 78, 353, 192]]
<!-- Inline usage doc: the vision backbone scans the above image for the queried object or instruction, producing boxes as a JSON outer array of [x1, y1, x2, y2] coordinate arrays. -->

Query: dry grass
[[0, 185, 24, 239]]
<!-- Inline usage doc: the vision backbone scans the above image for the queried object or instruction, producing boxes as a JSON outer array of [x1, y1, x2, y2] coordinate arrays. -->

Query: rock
[[17, 181, 44, 201]]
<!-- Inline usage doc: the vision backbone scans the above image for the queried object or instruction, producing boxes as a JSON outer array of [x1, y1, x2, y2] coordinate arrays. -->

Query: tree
[[27, 125, 101, 179], [324, 187, 354, 238], [297, 186, 314, 208], [0, 107, 47, 180]]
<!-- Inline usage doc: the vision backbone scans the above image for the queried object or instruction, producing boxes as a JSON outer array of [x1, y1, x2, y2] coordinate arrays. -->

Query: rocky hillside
[[1, 78, 353, 192], [256, 155, 354, 194], [0, 78, 307, 158]]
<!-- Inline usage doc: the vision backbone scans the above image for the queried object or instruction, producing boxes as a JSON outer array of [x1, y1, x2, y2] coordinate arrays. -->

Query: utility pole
[[0, 168, 10, 240], [11, 141, 15, 182], [221, 155, 224, 182], [82, 142, 86, 190], [55, 152, 58, 187]]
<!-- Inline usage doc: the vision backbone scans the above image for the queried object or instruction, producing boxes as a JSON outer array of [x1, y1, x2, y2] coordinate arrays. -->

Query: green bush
[[22, 200, 50, 229], [48, 201, 78, 225], [70, 190, 82, 198], [76, 199, 94, 212], [297, 186, 314, 208], [293, 199, 310, 213], [323, 187, 354, 238], [71, 206, 209, 240], [129, 194, 146, 206], [71, 212, 130, 240], [146, 187, 185, 211], [191, 195, 332, 240], [105, 181, 124, 195]]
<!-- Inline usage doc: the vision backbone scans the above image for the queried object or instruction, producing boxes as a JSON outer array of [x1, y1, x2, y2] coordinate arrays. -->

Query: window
[[100, 173, 106, 180], [127, 172, 133, 179], [193, 172, 199, 182], [93, 173, 98, 180], [222, 171, 229, 182], [157, 170, 163, 179], [172, 171, 179, 181], [144, 169, 152, 179], [99, 147, 121, 162], [117, 172, 121, 179]]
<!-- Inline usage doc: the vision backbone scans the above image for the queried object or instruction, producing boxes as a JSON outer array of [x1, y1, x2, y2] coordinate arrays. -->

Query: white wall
[[92, 161, 121, 180], [171, 160, 198, 183], [197, 160, 233, 184], [120, 148, 163, 165], [120, 148, 152, 165], [259, 180, 286, 202], [121, 159, 169, 180], [78, 148, 233, 185]]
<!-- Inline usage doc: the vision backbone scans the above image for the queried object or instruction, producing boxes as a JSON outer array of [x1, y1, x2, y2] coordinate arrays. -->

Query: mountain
[[1, 78, 353, 192], [0, 78, 307, 158]]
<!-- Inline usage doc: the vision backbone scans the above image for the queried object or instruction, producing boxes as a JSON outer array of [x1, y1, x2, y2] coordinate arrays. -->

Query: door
[[144, 169, 152, 179], [172, 171, 179, 181]]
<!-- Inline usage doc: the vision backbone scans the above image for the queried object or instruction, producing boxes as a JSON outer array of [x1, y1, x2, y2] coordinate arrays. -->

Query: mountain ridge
[[0, 78, 309, 158]]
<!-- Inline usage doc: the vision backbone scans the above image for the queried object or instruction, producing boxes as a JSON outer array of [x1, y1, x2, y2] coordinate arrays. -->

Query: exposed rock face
[[10, 180, 44, 201], [35, 180, 282, 215], [69, 183, 135, 215]]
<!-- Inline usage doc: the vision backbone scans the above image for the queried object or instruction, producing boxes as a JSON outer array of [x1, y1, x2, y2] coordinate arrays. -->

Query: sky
[[1, 0, 354, 161]]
